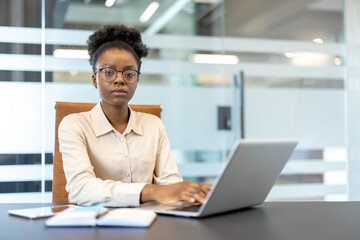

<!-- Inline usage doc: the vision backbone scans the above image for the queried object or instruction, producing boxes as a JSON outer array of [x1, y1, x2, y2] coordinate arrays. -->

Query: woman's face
[[92, 48, 139, 108]]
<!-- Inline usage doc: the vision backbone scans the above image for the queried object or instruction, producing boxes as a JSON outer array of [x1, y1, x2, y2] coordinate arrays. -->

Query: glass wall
[[0, 0, 49, 202], [221, 0, 346, 200], [345, 0, 360, 200], [0, 0, 346, 202]]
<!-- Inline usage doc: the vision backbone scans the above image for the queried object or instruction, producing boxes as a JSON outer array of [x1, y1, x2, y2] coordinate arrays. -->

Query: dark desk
[[1, 202, 359, 240]]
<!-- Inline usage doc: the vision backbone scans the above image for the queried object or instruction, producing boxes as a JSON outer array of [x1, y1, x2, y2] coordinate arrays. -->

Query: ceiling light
[[105, 0, 116, 7], [334, 57, 342, 66], [53, 49, 89, 59], [140, 2, 160, 23], [145, 0, 190, 34], [284, 52, 295, 58], [70, 71, 78, 76], [194, 0, 220, 3], [313, 38, 324, 44], [191, 54, 239, 65], [290, 52, 330, 67]]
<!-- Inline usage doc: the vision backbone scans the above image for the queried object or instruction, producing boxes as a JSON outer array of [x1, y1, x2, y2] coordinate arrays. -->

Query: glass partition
[[0, 0, 347, 202], [222, 0, 345, 200], [0, 0, 50, 202]]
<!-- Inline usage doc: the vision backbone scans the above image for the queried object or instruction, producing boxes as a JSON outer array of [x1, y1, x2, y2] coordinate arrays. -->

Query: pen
[[96, 208, 109, 219]]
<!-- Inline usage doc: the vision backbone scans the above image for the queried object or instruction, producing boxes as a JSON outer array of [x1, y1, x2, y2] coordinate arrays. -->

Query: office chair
[[52, 102, 162, 203]]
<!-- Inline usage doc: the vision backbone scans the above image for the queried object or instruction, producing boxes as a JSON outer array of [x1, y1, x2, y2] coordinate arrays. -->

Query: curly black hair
[[87, 25, 149, 73]]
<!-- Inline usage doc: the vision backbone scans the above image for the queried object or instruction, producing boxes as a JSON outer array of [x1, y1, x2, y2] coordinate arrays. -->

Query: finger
[[199, 184, 210, 195], [185, 183, 210, 200], [180, 185, 206, 203], [187, 181, 201, 188], [180, 192, 196, 203], [191, 193, 206, 203], [187, 184, 208, 197], [188, 182, 212, 190], [180, 182, 209, 203], [203, 184, 213, 191], [188, 189, 207, 203], [184, 193, 204, 204], [188, 182, 208, 193]]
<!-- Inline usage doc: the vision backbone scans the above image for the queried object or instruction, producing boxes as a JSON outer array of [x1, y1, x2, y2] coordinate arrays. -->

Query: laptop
[[140, 139, 298, 217]]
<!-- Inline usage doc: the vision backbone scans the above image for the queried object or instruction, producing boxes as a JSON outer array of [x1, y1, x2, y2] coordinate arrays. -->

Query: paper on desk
[[45, 203, 156, 228], [96, 208, 157, 227], [45, 203, 105, 227]]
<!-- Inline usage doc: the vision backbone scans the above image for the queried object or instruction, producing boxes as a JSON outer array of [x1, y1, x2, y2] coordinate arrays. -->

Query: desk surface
[[1, 202, 360, 240]]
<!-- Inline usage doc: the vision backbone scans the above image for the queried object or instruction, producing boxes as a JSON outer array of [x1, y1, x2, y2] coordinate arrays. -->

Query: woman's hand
[[141, 181, 212, 204]]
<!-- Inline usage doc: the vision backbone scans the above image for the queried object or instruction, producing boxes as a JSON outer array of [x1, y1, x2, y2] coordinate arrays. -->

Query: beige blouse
[[58, 102, 182, 207]]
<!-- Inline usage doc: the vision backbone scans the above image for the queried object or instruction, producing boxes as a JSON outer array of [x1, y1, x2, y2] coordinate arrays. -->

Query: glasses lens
[[100, 68, 116, 82], [123, 70, 138, 83]]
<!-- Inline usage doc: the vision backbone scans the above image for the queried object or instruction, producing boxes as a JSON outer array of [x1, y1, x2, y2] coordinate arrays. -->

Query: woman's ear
[[92, 74, 97, 89]]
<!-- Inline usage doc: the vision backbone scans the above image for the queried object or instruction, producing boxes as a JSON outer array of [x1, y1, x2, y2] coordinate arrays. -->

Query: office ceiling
[[57, 0, 343, 43], [223, 0, 343, 42]]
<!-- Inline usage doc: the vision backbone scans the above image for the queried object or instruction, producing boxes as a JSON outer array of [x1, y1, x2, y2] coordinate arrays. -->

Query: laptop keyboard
[[171, 204, 202, 212]]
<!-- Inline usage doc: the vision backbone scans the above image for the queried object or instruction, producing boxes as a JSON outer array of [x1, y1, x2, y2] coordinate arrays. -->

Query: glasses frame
[[96, 67, 140, 84]]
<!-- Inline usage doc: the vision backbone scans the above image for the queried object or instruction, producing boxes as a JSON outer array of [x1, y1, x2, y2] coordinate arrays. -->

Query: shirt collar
[[91, 103, 113, 137], [125, 106, 144, 136], [91, 102, 143, 137]]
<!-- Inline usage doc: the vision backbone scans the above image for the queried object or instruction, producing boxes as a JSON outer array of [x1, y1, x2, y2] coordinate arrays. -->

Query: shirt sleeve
[[58, 116, 146, 207], [153, 121, 183, 185]]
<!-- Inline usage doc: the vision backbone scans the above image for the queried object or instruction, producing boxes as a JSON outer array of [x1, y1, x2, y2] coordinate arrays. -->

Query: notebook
[[45, 204, 157, 227], [140, 139, 298, 217]]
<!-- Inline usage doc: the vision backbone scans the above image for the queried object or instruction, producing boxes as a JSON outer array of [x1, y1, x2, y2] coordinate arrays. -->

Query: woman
[[59, 25, 211, 206]]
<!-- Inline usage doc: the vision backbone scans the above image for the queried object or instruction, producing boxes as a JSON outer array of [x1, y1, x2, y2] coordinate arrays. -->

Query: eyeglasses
[[96, 67, 140, 83]]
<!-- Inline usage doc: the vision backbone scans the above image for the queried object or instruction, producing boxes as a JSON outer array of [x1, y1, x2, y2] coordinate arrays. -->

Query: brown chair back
[[53, 102, 162, 203]]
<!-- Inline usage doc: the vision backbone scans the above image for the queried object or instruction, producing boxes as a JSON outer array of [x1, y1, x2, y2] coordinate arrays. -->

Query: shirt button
[[124, 154, 129, 158], [120, 138, 124, 142], [126, 172, 130, 177]]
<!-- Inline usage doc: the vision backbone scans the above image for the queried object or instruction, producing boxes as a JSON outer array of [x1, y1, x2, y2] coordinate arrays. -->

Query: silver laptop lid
[[198, 139, 298, 217]]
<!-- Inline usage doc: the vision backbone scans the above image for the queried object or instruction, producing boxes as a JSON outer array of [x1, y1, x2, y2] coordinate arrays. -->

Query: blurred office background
[[1, 0, 359, 202]]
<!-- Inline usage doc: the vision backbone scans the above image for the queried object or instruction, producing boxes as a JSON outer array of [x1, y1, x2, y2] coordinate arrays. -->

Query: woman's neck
[[100, 101, 129, 133]]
